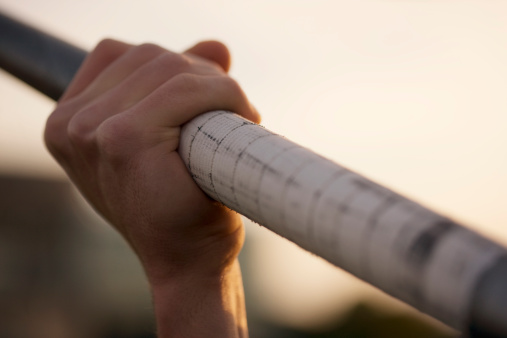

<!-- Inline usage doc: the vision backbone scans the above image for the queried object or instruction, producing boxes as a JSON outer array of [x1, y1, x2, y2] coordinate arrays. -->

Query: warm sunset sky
[[1, 0, 506, 330]]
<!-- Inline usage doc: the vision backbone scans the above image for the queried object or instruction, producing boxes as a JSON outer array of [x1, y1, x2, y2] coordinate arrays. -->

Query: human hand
[[44, 39, 260, 286]]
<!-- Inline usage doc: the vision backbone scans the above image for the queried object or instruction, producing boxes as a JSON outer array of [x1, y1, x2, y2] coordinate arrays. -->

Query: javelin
[[1, 11, 506, 337]]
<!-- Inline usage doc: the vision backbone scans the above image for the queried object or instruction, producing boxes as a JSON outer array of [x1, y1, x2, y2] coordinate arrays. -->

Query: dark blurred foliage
[[249, 303, 456, 338]]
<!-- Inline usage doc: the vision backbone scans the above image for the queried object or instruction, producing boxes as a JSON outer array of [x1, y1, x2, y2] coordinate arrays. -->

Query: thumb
[[185, 40, 231, 72]]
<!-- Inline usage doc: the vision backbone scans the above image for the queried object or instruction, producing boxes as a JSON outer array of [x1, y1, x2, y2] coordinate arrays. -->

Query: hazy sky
[[1, 0, 506, 329]]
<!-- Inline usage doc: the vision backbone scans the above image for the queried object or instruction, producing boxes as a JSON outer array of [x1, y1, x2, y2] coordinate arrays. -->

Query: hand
[[44, 39, 259, 337]]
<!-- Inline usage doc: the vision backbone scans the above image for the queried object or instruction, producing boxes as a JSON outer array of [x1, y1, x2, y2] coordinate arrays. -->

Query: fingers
[[47, 41, 164, 155], [46, 42, 174, 160], [65, 74, 259, 165], [45, 40, 260, 168], [58, 41, 230, 129], [65, 51, 228, 150]]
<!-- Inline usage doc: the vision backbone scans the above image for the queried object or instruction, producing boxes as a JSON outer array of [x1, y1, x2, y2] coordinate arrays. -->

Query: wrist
[[137, 214, 245, 288], [150, 260, 248, 338]]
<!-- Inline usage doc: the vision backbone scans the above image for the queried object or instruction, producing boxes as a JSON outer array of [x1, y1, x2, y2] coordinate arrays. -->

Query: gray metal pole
[[0, 12, 86, 100], [1, 11, 506, 337], [468, 256, 507, 337]]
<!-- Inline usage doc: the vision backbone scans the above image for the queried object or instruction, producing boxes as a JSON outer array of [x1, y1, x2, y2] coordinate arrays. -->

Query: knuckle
[[95, 38, 117, 51], [95, 116, 138, 162], [44, 109, 69, 158], [66, 106, 98, 147], [92, 38, 122, 58], [221, 76, 242, 95], [156, 52, 192, 71], [133, 43, 164, 57]]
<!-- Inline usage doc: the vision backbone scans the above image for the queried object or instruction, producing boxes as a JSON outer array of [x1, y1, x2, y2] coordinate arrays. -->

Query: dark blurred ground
[[0, 175, 457, 338]]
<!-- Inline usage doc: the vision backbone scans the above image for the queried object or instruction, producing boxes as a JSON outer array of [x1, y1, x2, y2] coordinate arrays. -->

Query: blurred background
[[1, 1, 507, 337]]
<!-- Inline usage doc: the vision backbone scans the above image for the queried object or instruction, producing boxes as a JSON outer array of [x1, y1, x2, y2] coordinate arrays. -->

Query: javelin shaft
[[179, 111, 507, 336], [1, 12, 506, 336]]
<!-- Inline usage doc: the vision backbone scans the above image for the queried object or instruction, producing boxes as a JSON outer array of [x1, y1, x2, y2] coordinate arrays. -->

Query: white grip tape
[[179, 111, 506, 329]]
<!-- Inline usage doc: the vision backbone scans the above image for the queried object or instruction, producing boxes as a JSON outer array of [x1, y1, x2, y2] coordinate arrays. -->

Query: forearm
[[150, 259, 248, 338]]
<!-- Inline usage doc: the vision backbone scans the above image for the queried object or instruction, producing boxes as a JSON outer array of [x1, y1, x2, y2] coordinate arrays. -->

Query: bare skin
[[44, 39, 260, 337]]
